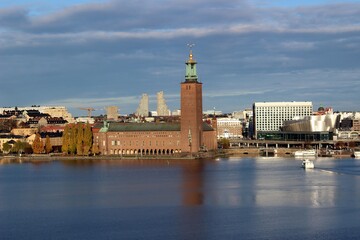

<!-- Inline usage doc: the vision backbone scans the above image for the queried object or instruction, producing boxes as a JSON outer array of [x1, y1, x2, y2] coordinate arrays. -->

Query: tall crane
[[78, 107, 95, 118]]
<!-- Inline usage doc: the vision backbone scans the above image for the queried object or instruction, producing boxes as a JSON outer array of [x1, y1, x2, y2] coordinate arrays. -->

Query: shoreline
[[0, 148, 355, 163]]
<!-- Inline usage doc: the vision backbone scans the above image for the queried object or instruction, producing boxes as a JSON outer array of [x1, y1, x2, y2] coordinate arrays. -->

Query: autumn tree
[[61, 123, 93, 155], [76, 123, 84, 155], [62, 125, 70, 154], [219, 138, 230, 149], [69, 125, 77, 154], [83, 122, 93, 155], [45, 135, 52, 154], [91, 144, 100, 156], [32, 133, 44, 154]]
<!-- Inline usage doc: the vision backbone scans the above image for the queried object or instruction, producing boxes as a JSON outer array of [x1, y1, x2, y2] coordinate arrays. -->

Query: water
[[1, 157, 360, 239]]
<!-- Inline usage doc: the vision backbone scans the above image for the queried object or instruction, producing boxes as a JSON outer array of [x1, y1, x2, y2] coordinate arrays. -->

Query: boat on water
[[301, 159, 314, 169], [353, 151, 360, 158], [294, 149, 316, 157]]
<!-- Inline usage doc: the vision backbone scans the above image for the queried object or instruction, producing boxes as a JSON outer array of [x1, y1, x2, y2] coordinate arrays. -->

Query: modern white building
[[253, 101, 313, 138]]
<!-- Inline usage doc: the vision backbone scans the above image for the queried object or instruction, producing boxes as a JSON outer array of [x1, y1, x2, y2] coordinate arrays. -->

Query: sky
[[1, 0, 360, 116]]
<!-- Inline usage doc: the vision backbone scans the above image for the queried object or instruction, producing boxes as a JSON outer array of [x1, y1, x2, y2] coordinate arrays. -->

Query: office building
[[253, 101, 313, 138]]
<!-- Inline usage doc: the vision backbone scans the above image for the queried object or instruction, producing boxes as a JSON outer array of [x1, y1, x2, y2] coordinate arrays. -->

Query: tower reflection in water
[[181, 161, 204, 206]]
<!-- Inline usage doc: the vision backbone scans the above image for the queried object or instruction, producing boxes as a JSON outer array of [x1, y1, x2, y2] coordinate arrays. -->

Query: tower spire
[[187, 43, 195, 63], [185, 43, 198, 82]]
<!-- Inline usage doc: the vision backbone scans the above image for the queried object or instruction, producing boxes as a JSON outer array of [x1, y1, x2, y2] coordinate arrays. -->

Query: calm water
[[1, 157, 360, 240]]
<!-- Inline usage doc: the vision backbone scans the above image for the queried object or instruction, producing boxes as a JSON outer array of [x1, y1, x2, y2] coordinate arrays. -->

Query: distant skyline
[[1, 0, 360, 116]]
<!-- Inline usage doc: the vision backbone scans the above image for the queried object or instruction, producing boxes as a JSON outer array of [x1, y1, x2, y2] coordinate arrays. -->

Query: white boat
[[302, 159, 314, 169], [294, 149, 316, 157], [353, 151, 360, 158]]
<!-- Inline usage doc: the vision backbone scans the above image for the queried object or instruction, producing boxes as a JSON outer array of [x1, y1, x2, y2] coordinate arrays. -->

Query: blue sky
[[1, 0, 360, 116]]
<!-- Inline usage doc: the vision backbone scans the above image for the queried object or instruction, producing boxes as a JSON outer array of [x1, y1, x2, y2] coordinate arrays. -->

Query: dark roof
[[40, 132, 63, 138], [106, 122, 214, 132], [202, 122, 215, 131], [0, 134, 23, 139]]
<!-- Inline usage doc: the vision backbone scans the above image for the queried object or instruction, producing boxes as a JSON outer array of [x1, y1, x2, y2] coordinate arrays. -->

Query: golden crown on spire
[[187, 43, 195, 63]]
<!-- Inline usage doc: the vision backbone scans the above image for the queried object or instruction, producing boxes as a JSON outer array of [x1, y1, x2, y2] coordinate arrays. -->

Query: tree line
[[2, 134, 53, 154], [1, 123, 98, 155], [62, 122, 98, 155]]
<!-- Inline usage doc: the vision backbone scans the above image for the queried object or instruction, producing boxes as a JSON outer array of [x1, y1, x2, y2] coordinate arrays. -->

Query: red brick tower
[[180, 48, 203, 154]]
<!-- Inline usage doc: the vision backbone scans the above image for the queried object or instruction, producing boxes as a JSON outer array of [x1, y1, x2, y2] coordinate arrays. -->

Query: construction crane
[[78, 107, 95, 118]]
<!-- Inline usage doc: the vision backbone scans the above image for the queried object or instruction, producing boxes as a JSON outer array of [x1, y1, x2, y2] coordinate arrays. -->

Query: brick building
[[93, 50, 217, 156]]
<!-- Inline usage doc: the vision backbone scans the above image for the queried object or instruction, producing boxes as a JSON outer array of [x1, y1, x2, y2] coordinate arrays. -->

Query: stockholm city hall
[[94, 49, 217, 156]]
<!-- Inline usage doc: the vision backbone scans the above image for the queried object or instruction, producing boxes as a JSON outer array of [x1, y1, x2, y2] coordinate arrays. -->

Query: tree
[[83, 122, 93, 155], [2, 142, 12, 153], [92, 144, 100, 156], [32, 133, 44, 154], [219, 138, 230, 149], [62, 125, 70, 154], [12, 140, 32, 154], [69, 125, 77, 154], [45, 135, 52, 154], [76, 123, 84, 155], [61, 123, 93, 155]]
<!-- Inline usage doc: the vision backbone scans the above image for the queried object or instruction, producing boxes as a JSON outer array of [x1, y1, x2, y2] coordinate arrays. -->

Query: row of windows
[[110, 140, 180, 147], [217, 123, 242, 126], [109, 134, 176, 138], [255, 106, 312, 110]]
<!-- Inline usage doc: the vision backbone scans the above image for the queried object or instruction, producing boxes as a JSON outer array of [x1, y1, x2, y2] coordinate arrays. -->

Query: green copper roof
[[98, 122, 214, 132], [107, 122, 181, 132]]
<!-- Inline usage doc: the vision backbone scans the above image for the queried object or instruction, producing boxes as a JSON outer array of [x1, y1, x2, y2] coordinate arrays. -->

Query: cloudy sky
[[1, 0, 360, 116]]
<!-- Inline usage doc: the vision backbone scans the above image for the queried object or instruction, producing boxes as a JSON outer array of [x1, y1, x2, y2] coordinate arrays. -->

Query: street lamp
[[188, 128, 192, 158]]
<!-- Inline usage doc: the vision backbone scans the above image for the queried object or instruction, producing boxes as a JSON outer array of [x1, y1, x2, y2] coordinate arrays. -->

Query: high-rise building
[[180, 49, 203, 153], [136, 93, 149, 117], [253, 101, 313, 138], [157, 91, 170, 116], [106, 106, 119, 120]]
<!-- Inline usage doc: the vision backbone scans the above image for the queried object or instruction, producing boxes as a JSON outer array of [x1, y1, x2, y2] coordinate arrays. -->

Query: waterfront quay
[[227, 138, 360, 157]]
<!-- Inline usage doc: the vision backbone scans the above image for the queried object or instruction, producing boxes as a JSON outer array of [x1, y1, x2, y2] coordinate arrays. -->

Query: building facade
[[253, 101, 313, 138], [216, 117, 243, 139]]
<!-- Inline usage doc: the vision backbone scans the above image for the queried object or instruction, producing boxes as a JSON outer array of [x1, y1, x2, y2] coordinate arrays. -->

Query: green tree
[[12, 140, 32, 154], [45, 135, 53, 154], [2, 142, 12, 153], [32, 133, 44, 154], [83, 123, 92, 155]]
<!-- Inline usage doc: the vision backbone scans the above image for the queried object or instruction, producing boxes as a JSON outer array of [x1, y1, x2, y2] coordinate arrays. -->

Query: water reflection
[[1, 157, 360, 239], [181, 161, 204, 206], [59, 159, 208, 207]]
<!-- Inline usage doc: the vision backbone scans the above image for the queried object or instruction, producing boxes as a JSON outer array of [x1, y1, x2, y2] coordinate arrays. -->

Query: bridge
[[228, 138, 360, 149]]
